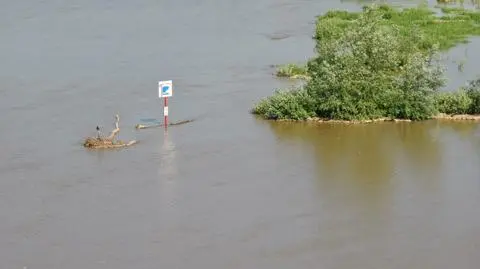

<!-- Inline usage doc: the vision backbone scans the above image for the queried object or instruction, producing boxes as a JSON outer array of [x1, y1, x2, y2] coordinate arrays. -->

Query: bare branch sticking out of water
[[135, 119, 195, 129], [83, 114, 137, 149]]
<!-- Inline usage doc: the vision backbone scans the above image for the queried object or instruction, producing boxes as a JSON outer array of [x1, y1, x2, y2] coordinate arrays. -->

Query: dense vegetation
[[435, 78, 480, 115], [255, 4, 480, 121], [275, 5, 480, 79], [275, 63, 309, 79]]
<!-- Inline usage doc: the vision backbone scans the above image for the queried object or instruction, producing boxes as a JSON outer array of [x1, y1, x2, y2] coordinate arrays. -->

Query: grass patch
[[314, 4, 480, 52]]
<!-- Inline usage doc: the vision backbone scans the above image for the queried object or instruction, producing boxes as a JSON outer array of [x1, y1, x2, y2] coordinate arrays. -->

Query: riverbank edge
[[268, 113, 480, 124]]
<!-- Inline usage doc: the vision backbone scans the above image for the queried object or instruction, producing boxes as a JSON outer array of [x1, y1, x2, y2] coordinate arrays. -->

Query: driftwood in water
[[135, 119, 195, 129], [83, 114, 137, 149]]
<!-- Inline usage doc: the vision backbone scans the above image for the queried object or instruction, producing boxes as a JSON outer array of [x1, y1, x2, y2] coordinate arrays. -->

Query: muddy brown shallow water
[[1, 0, 480, 268]]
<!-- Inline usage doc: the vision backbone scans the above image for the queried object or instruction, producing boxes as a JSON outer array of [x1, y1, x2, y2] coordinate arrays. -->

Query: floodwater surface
[[1, 0, 480, 268]]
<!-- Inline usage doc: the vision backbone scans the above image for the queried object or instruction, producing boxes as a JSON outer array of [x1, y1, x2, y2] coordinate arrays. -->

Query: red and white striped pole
[[163, 96, 168, 128], [159, 80, 172, 129]]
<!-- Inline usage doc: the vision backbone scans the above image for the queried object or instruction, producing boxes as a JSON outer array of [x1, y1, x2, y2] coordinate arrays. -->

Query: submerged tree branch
[[83, 114, 137, 149]]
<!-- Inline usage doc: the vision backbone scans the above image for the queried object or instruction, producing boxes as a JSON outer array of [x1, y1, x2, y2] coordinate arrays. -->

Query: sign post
[[158, 80, 173, 128]]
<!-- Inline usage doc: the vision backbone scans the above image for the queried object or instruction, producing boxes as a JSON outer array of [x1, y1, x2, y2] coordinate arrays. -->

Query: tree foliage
[[305, 5, 446, 120], [435, 90, 472, 115], [254, 4, 452, 121], [252, 88, 316, 120]]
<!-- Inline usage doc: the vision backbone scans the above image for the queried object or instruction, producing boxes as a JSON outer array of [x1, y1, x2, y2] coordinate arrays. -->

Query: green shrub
[[252, 88, 316, 120], [275, 63, 308, 79], [435, 90, 472, 114], [464, 78, 480, 114], [433, 78, 480, 115], [306, 4, 445, 121]]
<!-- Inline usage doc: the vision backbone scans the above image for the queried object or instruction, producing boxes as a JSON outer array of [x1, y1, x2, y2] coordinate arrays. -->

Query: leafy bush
[[433, 78, 480, 115], [464, 78, 480, 114], [435, 90, 472, 114], [305, 4, 445, 120], [275, 63, 308, 79], [252, 88, 316, 120]]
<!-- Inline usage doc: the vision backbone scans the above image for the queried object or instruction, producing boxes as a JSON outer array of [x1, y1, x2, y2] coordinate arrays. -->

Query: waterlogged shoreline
[[432, 113, 480, 120], [269, 113, 480, 125]]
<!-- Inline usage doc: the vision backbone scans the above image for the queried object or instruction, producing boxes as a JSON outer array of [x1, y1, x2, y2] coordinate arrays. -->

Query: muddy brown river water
[[1, 0, 480, 268]]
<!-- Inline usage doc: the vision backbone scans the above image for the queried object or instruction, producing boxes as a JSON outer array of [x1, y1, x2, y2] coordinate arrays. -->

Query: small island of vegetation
[[253, 4, 480, 122]]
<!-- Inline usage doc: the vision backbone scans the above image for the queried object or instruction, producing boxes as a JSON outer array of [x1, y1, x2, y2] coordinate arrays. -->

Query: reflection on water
[[265, 121, 444, 182], [159, 129, 178, 212], [263, 121, 445, 224], [157, 129, 179, 240], [260, 119, 480, 268], [444, 121, 480, 137], [263, 119, 480, 206]]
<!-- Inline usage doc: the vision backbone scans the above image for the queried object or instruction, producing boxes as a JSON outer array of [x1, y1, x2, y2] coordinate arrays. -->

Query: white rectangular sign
[[159, 80, 173, 98], [164, 106, 169, 116]]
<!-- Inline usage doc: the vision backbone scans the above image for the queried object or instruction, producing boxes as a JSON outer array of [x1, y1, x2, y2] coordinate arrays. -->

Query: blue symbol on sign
[[162, 85, 170, 94]]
